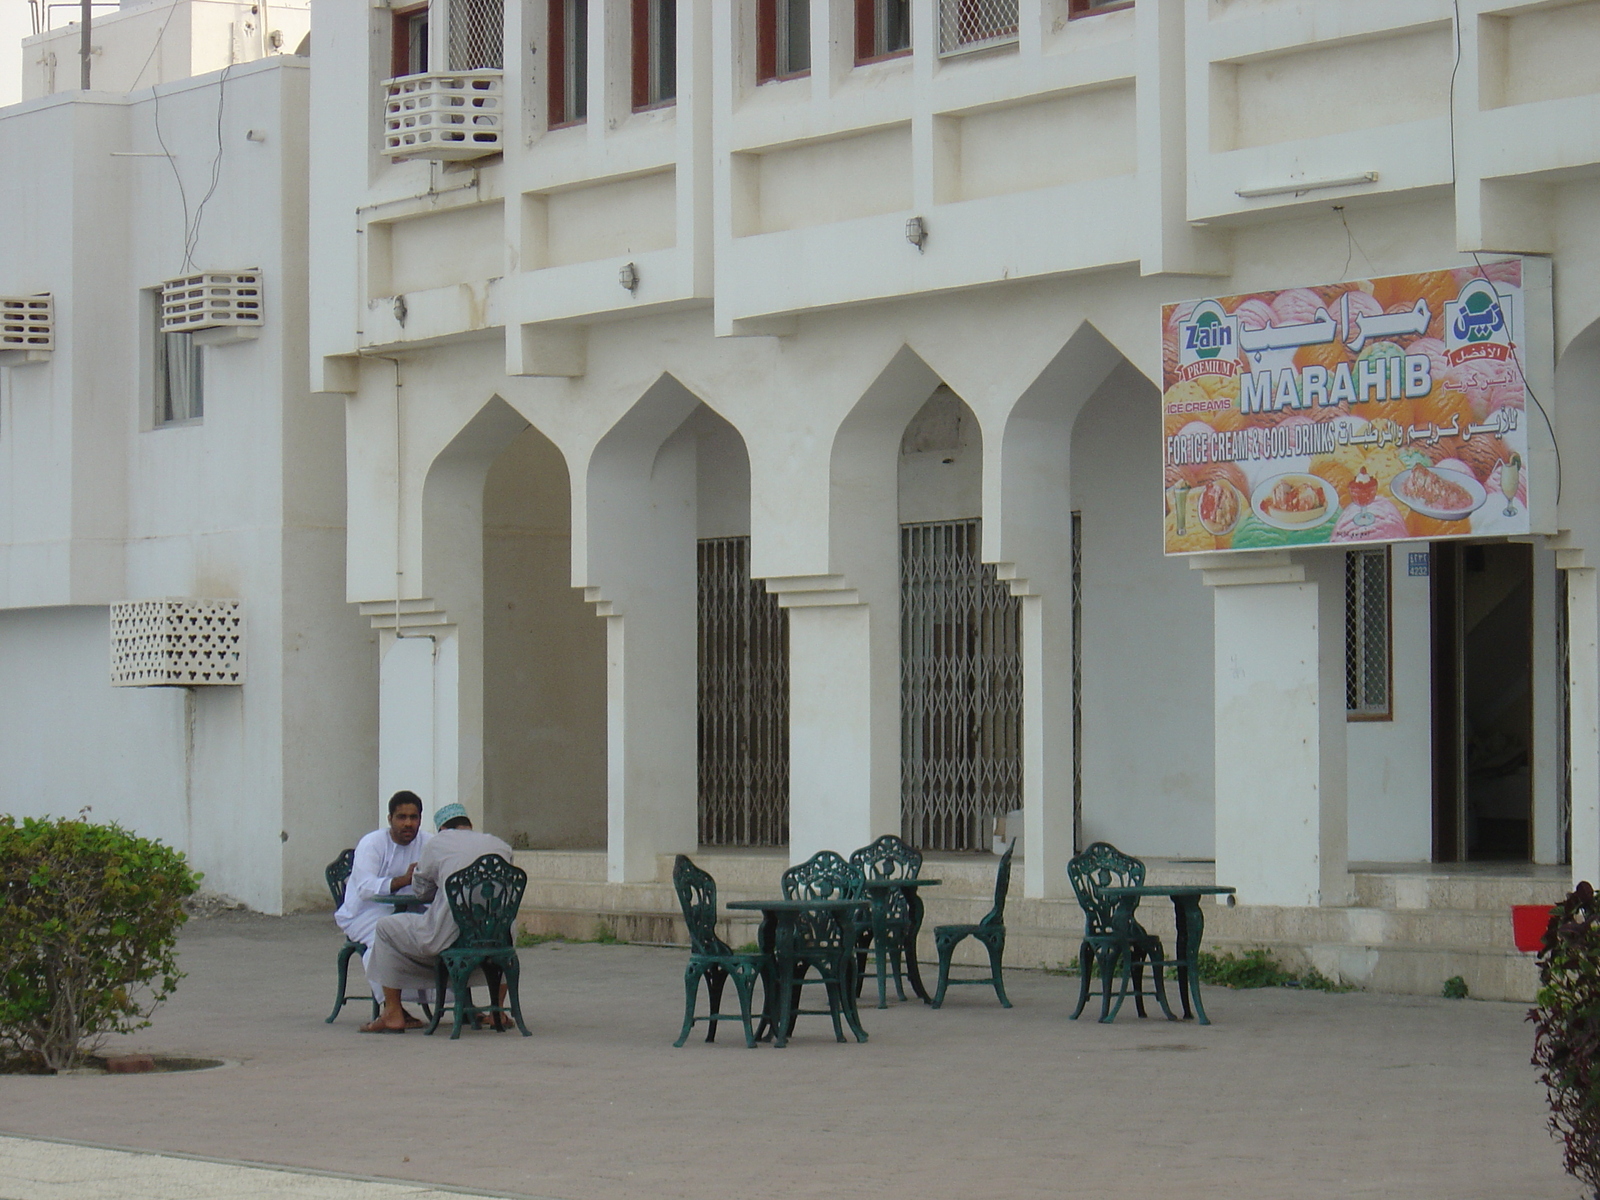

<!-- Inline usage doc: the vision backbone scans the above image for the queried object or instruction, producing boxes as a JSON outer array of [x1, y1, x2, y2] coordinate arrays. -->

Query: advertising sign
[[1162, 261, 1530, 555]]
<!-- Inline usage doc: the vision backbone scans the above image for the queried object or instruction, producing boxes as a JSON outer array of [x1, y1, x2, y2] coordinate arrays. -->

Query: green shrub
[[1198, 948, 1298, 989], [1530, 881, 1600, 1196], [0, 814, 201, 1072], [1442, 975, 1470, 999]]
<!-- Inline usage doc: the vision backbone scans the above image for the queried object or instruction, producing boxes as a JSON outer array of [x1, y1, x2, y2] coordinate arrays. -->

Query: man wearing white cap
[[360, 804, 514, 1034]]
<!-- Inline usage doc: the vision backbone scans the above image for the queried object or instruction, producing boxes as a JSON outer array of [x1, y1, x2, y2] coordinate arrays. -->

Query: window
[[1346, 548, 1391, 719], [856, 0, 910, 63], [757, 0, 809, 83], [938, 0, 1016, 55], [548, 0, 588, 126], [392, 4, 430, 76], [156, 330, 203, 426], [1067, 0, 1133, 16], [632, 0, 676, 110], [449, 0, 504, 71]]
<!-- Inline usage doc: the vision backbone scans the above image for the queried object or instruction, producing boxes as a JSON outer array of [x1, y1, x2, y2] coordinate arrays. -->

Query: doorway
[[1431, 541, 1534, 861]]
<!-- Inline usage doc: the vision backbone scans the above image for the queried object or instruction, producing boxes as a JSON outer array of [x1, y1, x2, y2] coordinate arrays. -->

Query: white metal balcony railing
[[939, 0, 1019, 56], [384, 71, 504, 160]]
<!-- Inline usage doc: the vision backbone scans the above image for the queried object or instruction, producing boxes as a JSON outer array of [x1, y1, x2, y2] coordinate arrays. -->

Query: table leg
[[872, 897, 890, 1009], [772, 914, 796, 1048], [1103, 898, 1139, 1023], [754, 912, 780, 1044], [1171, 897, 1194, 1019], [1178, 897, 1213, 1025], [905, 887, 931, 1003], [838, 909, 870, 1042]]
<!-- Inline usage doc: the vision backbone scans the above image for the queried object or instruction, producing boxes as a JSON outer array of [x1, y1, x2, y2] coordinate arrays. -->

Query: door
[[1431, 542, 1534, 861]]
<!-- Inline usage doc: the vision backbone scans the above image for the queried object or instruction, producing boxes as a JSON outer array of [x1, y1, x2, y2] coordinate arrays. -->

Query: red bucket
[[1513, 904, 1557, 953]]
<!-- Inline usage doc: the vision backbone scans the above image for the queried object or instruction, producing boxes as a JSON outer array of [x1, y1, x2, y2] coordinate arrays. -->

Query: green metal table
[[726, 898, 870, 1047], [859, 877, 941, 1007], [370, 892, 428, 913], [1100, 884, 1237, 1025]]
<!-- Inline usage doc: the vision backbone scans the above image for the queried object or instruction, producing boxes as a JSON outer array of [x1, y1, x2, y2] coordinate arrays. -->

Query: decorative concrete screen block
[[0, 294, 52, 353], [110, 599, 246, 687], [160, 272, 263, 334], [384, 72, 504, 160], [938, 0, 1018, 55]]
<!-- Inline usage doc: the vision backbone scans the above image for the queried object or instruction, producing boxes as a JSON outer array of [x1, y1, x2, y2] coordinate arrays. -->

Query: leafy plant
[[0, 814, 201, 1072], [735, 941, 761, 955], [1530, 881, 1600, 1197], [592, 921, 622, 945], [1198, 948, 1298, 989], [1442, 975, 1470, 999]]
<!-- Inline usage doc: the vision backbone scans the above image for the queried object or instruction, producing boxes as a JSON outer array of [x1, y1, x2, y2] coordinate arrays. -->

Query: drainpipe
[[79, 0, 91, 90]]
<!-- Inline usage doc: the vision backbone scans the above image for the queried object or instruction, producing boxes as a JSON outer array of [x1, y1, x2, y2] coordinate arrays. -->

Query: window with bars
[[757, 0, 810, 82], [698, 537, 789, 847], [938, 0, 1017, 55], [1345, 547, 1391, 720], [548, 0, 588, 126], [448, 0, 503, 70], [901, 519, 1023, 852], [856, 0, 911, 63], [632, 0, 677, 110], [392, 4, 430, 76]]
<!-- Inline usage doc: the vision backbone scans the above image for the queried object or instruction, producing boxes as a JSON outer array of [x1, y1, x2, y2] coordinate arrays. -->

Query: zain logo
[[1452, 282, 1505, 344], [1173, 299, 1242, 381]]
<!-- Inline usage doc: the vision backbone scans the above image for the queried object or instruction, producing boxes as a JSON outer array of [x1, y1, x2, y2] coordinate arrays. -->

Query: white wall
[[1072, 361, 1216, 857], [1347, 542, 1434, 862], [0, 0, 32, 106]]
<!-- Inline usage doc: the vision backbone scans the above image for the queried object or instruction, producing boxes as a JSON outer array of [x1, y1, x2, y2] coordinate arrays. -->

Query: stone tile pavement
[[0, 912, 1585, 1200]]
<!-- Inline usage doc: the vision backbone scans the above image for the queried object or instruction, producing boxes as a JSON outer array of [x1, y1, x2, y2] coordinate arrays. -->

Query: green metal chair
[[671, 855, 767, 1048], [424, 854, 533, 1039], [775, 851, 868, 1044], [930, 840, 1014, 1009], [1067, 841, 1171, 1023], [323, 849, 378, 1024], [849, 834, 923, 1008]]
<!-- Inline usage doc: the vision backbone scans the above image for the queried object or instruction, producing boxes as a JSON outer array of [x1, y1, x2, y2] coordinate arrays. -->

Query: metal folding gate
[[900, 519, 1023, 851], [697, 537, 789, 846]]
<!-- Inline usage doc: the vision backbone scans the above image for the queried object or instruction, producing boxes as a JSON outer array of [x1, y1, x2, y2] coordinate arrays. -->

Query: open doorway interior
[[1432, 541, 1533, 861]]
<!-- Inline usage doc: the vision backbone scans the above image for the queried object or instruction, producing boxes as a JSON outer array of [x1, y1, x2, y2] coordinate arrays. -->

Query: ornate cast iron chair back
[[325, 848, 355, 908], [980, 840, 1015, 928], [849, 835, 922, 923], [673, 854, 734, 957], [1068, 841, 1147, 938], [781, 850, 864, 952], [443, 854, 527, 949]]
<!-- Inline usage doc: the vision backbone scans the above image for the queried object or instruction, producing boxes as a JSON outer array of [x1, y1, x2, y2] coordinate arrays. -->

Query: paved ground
[[0, 912, 1582, 1200]]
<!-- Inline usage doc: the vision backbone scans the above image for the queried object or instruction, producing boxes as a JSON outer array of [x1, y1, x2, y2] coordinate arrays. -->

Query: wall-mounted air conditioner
[[110, 598, 246, 687], [384, 72, 504, 161], [160, 272, 263, 344], [0, 294, 53, 362]]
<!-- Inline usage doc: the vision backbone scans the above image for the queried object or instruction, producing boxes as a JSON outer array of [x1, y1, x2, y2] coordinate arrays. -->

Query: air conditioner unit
[[384, 72, 504, 161], [0, 294, 53, 362], [110, 598, 246, 687], [160, 271, 263, 343]]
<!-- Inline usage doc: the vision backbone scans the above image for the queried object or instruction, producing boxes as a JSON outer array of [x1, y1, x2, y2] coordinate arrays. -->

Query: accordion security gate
[[901, 520, 1023, 851], [697, 537, 789, 846]]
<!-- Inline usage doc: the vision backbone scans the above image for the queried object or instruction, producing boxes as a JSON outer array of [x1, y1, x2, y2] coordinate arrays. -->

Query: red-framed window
[[1067, 0, 1133, 17], [757, 0, 810, 83], [392, 2, 430, 77], [548, 0, 588, 126], [632, 0, 677, 110], [855, 0, 910, 64]]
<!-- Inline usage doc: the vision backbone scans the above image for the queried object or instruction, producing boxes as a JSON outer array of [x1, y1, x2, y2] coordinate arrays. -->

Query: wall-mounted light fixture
[[905, 216, 927, 252], [1235, 172, 1379, 200], [392, 295, 408, 326], [618, 262, 639, 292]]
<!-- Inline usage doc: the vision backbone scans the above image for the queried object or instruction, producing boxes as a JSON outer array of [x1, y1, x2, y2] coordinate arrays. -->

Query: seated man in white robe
[[361, 804, 515, 1033], [335, 790, 432, 1025]]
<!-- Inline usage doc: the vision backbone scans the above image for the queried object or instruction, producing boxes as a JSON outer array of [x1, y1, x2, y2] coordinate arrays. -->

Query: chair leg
[[705, 965, 727, 1044], [824, 977, 847, 1044], [449, 966, 470, 1040], [424, 960, 448, 1035], [675, 963, 703, 1047], [931, 933, 958, 1009], [329, 942, 359, 1023], [890, 945, 907, 1002], [730, 965, 760, 1049], [983, 932, 1011, 1008], [1132, 952, 1149, 1019], [1070, 943, 1093, 1020], [1098, 948, 1119, 1022], [501, 954, 532, 1037]]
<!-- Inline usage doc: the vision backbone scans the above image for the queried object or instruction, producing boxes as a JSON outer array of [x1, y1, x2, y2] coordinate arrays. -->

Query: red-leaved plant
[[1530, 881, 1600, 1197]]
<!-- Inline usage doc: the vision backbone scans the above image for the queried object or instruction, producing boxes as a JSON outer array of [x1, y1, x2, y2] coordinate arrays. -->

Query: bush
[[1530, 881, 1600, 1197], [0, 814, 202, 1072]]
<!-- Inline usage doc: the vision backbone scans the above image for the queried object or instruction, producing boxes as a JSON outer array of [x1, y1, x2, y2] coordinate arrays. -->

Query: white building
[[0, 0, 374, 913], [303, 0, 1600, 998]]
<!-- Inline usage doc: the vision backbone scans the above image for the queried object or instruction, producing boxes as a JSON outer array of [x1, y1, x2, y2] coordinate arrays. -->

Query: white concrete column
[[1201, 551, 1349, 907], [365, 602, 461, 825], [1012, 586, 1074, 899], [1568, 565, 1600, 886], [774, 575, 900, 863]]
